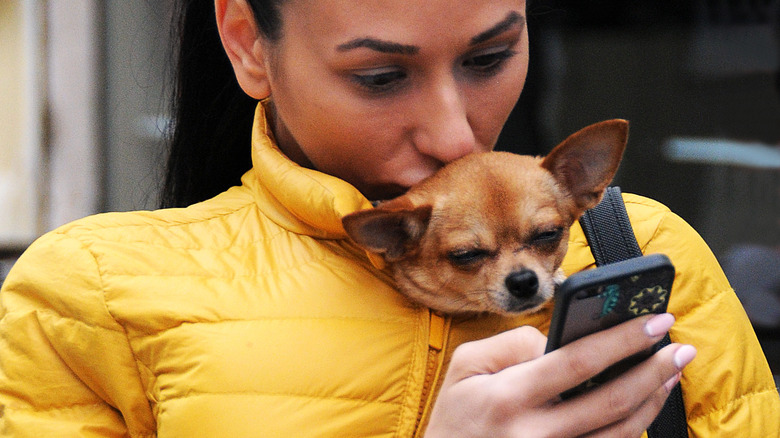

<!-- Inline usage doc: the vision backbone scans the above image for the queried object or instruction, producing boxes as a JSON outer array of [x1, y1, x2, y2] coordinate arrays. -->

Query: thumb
[[447, 325, 547, 379]]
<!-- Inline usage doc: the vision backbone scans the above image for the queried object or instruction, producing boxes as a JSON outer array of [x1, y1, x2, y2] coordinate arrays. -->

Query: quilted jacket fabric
[[0, 103, 777, 437]]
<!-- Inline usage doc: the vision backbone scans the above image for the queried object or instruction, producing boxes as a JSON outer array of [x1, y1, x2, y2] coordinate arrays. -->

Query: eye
[[350, 68, 407, 93], [531, 227, 564, 245], [447, 248, 490, 267], [462, 47, 517, 75]]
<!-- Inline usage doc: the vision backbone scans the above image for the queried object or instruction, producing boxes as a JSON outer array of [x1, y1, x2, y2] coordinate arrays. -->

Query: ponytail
[[160, 0, 257, 208]]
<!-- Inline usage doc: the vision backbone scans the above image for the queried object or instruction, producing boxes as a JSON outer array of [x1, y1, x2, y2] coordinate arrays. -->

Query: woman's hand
[[425, 313, 696, 437]]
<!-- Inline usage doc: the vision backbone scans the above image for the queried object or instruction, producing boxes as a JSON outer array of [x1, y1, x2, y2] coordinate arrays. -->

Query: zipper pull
[[429, 311, 446, 351]]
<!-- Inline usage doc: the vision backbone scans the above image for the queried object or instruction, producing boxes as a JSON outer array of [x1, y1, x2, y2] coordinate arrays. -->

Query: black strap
[[647, 363, 689, 438], [579, 187, 689, 438], [579, 187, 642, 264]]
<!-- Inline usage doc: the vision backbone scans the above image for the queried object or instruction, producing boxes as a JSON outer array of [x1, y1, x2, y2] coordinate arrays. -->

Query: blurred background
[[1, 1, 778, 374], [496, 0, 780, 378]]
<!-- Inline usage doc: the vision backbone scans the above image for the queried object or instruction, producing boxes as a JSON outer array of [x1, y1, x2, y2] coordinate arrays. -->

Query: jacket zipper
[[413, 311, 448, 437]]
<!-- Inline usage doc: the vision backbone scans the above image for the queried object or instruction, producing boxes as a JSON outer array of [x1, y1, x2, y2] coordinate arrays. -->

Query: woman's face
[[266, 0, 529, 200]]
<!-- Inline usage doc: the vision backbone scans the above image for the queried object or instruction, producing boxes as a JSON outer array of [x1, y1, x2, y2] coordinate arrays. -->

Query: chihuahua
[[342, 120, 628, 315]]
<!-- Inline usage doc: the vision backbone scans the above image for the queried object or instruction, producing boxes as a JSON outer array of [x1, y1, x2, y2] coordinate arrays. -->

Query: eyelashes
[[349, 47, 519, 94], [350, 68, 408, 93], [462, 48, 518, 75]]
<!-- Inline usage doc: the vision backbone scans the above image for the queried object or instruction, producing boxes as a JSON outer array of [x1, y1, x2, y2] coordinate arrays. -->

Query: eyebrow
[[470, 11, 525, 46], [336, 38, 419, 55], [336, 10, 525, 55]]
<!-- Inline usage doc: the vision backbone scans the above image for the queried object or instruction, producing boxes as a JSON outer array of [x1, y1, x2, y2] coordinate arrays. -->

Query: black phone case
[[545, 253, 675, 397]]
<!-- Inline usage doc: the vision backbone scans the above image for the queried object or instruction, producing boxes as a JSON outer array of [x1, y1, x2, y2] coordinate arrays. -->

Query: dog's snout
[[505, 269, 539, 298]]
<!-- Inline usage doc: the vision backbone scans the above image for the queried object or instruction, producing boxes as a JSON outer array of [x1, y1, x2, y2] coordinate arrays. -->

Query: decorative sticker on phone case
[[628, 286, 669, 315], [598, 284, 620, 317]]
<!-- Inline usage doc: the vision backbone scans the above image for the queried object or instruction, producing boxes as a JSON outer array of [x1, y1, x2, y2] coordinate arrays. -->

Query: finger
[[580, 373, 682, 438], [553, 343, 696, 436], [516, 313, 675, 401], [447, 325, 547, 379]]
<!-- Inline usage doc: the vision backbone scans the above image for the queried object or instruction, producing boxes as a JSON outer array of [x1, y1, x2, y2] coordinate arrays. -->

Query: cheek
[[307, 123, 406, 184], [280, 98, 394, 172], [268, 57, 382, 167], [550, 240, 570, 268], [469, 65, 528, 147]]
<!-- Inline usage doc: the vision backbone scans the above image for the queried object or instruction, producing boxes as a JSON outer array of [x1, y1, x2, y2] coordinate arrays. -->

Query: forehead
[[427, 154, 569, 236], [281, 0, 527, 49], [460, 168, 564, 220], [432, 191, 565, 250]]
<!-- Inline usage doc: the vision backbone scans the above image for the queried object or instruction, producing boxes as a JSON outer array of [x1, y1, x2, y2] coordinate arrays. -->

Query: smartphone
[[545, 253, 675, 398]]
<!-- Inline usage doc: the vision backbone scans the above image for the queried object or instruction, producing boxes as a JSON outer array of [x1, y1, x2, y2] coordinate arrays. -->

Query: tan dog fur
[[342, 120, 628, 315]]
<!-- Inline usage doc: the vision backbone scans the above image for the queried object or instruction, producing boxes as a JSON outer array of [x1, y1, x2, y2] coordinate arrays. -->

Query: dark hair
[[247, 0, 285, 42], [160, 0, 284, 208]]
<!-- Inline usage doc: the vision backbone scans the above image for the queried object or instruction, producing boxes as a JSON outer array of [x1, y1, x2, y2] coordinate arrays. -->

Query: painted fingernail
[[644, 313, 675, 337], [664, 372, 682, 393], [673, 345, 697, 370]]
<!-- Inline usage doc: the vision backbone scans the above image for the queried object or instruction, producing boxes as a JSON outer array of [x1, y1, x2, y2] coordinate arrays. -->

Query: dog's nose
[[505, 270, 539, 298]]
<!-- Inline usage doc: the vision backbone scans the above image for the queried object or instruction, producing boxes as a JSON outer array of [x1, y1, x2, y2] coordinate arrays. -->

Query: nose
[[412, 79, 478, 163], [505, 269, 539, 299]]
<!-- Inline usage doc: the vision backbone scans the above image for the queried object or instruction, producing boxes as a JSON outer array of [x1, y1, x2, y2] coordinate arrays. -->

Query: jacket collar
[[244, 102, 376, 241]]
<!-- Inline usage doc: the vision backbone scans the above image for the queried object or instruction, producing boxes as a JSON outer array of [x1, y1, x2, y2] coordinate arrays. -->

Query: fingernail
[[673, 345, 697, 370], [664, 372, 681, 392], [644, 313, 675, 337]]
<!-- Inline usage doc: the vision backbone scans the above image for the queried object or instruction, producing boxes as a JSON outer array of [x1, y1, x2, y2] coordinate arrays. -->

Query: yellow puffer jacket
[[1, 104, 777, 437]]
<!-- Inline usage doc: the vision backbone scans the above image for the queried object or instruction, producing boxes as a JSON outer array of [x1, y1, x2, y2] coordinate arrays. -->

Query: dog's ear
[[541, 119, 628, 212], [342, 203, 433, 262]]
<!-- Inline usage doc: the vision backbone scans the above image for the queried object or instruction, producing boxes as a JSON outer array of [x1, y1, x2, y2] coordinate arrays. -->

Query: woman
[[0, 1, 777, 436]]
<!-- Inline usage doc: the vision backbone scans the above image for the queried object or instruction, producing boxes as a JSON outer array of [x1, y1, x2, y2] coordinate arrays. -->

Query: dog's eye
[[532, 228, 564, 244], [447, 249, 489, 267]]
